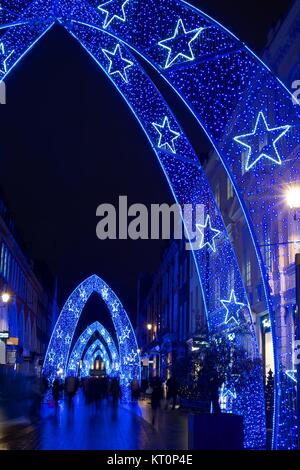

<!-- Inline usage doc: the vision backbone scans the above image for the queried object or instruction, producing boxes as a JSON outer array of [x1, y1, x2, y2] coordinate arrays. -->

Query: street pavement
[[0, 393, 188, 450]]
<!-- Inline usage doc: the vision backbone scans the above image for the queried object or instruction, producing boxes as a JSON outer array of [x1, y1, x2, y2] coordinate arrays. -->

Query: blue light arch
[[42, 274, 140, 400], [1, 0, 297, 448], [67, 321, 120, 376], [81, 339, 112, 377]]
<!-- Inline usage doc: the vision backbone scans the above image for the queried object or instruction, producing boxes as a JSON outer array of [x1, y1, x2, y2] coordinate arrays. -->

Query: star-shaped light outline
[[119, 325, 131, 344], [65, 334, 71, 345], [56, 325, 63, 339], [0, 42, 14, 74], [285, 370, 297, 383], [111, 300, 119, 313], [98, 0, 130, 29], [102, 43, 133, 83], [79, 286, 88, 302], [48, 348, 55, 364], [101, 286, 109, 300], [158, 18, 204, 69], [152, 116, 180, 154], [126, 349, 138, 363], [234, 111, 290, 171], [196, 214, 221, 252], [221, 290, 245, 325]]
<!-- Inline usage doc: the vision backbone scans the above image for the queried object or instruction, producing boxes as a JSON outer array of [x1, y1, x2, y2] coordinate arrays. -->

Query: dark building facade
[[137, 239, 206, 382], [0, 195, 56, 374]]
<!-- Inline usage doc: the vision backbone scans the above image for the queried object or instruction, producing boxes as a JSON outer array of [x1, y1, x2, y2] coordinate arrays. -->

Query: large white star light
[[152, 116, 180, 153], [196, 214, 221, 252], [158, 19, 204, 69], [98, 0, 130, 29], [102, 43, 133, 83], [234, 111, 290, 171], [285, 370, 297, 383], [0, 42, 14, 74], [221, 290, 246, 325]]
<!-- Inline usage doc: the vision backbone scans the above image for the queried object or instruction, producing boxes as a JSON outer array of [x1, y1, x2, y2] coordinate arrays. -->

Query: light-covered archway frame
[[1, 0, 265, 449], [42, 274, 140, 400], [67, 321, 120, 376], [82, 339, 112, 377], [2, 0, 298, 448]]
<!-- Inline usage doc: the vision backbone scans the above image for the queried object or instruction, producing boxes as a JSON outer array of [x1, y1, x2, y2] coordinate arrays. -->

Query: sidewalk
[[122, 399, 188, 450]]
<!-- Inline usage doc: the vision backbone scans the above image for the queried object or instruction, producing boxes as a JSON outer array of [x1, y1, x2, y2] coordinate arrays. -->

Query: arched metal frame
[[67, 321, 120, 376], [1, 0, 265, 449], [42, 274, 140, 401], [1, 0, 297, 447]]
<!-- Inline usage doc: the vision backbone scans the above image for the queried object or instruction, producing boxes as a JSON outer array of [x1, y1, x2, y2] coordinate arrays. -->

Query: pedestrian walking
[[150, 376, 163, 425], [165, 376, 179, 410], [52, 377, 61, 407], [111, 377, 121, 407], [131, 377, 140, 401], [65, 374, 78, 406]]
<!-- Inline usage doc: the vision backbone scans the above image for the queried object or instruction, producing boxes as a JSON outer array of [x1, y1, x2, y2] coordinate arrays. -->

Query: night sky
[[0, 0, 293, 323]]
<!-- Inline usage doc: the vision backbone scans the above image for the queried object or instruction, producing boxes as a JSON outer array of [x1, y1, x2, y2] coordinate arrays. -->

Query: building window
[[184, 258, 187, 283], [246, 259, 251, 287], [0, 243, 4, 274], [183, 301, 187, 339], [264, 234, 271, 270], [228, 269, 234, 291], [227, 178, 233, 200], [215, 184, 220, 207]]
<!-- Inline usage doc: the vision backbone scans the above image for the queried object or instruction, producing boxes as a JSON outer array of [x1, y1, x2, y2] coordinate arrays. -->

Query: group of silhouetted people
[[52, 374, 79, 407], [52, 375, 122, 408], [82, 376, 121, 407], [50, 360, 223, 424]]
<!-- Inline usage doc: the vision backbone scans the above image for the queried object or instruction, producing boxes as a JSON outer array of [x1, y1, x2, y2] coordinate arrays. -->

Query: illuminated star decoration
[[221, 290, 245, 325], [234, 111, 290, 171], [48, 349, 55, 364], [119, 326, 131, 344], [98, 0, 130, 29], [158, 19, 204, 69], [152, 116, 180, 154], [101, 286, 109, 300], [285, 370, 297, 383], [196, 215, 221, 252], [65, 334, 71, 345], [0, 42, 14, 74], [56, 325, 63, 339], [79, 286, 88, 301], [102, 43, 133, 83]]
